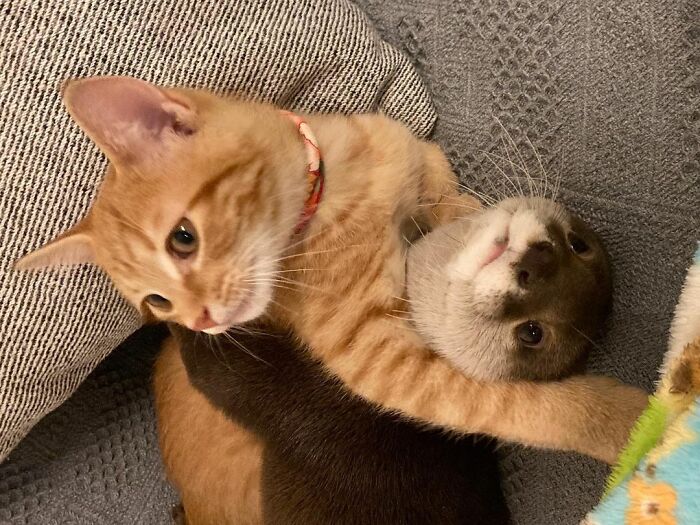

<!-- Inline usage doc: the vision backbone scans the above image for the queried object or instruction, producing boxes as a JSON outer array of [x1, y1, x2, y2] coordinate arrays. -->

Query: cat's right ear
[[14, 220, 95, 270], [62, 76, 197, 165]]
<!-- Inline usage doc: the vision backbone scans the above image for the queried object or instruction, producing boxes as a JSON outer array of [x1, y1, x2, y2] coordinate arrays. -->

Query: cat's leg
[[154, 338, 263, 525], [294, 228, 647, 463], [324, 305, 647, 464]]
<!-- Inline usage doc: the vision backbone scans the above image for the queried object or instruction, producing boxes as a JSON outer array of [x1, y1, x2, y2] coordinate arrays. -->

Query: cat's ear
[[14, 220, 95, 270], [62, 76, 197, 165]]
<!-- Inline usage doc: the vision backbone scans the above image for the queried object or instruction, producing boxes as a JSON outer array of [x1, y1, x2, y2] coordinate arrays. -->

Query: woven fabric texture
[[0, 0, 435, 462]]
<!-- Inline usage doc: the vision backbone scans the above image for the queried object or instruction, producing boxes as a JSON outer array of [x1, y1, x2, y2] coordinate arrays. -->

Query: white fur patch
[[447, 206, 553, 300], [508, 209, 548, 252], [663, 249, 700, 374], [447, 208, 511, 282]]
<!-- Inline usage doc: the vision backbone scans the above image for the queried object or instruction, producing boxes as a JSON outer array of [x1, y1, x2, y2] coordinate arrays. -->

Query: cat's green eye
[[145, 294, 172, 311], [168, 218, 199, 258]]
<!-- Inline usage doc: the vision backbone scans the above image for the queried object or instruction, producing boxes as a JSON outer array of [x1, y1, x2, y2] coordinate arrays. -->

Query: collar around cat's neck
[[282, 111, 325, 234]]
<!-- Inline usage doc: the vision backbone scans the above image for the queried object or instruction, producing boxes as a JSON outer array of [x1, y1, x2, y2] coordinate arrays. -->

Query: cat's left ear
[[62, 76, 197, 165], [14, 220, 95, 270]]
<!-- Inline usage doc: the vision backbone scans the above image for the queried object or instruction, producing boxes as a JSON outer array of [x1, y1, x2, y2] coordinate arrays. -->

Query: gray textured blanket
[[2, 0, 699, 524]]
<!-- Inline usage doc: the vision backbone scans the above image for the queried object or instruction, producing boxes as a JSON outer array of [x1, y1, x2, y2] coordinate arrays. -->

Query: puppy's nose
[[516, 241, 556, 287]]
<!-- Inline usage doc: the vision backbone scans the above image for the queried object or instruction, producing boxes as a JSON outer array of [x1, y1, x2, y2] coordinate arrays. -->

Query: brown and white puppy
[[408, 196, 612, 381]]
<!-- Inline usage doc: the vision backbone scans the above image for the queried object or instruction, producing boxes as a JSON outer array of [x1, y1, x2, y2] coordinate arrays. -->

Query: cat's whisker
[[209, 334, 239, 375], [265, 297, 294, 314], [384, 312, 413, 330], [249, 280, 299, 293], [280, 224, 334, 254], [221, 331, 272, 367], [253, 268, 329, 277], [443, 231, 466, 248], [267, 275, 332, 295], [268, 243, 381, 264], [415, 202, 481, 214], [244, 275, 333, 297], [411, 216, 427, 241], [229, 324, 269, 337], [499, 134, 532, 199]]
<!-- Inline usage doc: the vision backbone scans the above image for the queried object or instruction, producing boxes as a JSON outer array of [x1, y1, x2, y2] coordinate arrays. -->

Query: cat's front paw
[[568, 376, 649, 464]]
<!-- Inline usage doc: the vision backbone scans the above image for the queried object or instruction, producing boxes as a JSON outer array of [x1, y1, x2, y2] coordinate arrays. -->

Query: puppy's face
[[408, 197, 612, 381]]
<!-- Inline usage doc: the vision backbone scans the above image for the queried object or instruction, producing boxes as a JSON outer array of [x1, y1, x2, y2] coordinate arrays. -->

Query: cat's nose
[[516, 241, 556, 288], [192, 308, 218, 331]]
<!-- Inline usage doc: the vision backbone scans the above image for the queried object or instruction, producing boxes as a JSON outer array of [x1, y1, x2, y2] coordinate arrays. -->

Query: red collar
[[282, 111, 325, 234]]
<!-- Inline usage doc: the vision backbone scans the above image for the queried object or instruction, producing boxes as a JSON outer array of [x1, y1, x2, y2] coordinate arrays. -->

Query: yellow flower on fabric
[[625, 476, 677, 525]]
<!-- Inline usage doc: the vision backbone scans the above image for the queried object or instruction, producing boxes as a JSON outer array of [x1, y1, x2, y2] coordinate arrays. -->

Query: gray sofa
[[1, 0, 698, 524]]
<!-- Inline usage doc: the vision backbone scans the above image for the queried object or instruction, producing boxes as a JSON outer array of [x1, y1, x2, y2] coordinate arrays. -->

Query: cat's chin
[[200, 284, 271, 335]]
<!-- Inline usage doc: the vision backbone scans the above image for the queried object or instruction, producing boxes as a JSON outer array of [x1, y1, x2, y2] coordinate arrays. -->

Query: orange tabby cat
[[17, 77, 646, 471]]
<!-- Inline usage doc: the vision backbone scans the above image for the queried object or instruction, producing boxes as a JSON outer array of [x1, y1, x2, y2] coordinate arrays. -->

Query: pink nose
[[192, 308, 218, 331]]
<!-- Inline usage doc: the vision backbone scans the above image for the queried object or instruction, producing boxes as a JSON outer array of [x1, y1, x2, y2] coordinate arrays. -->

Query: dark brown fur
[[168, 324, 510, 525]]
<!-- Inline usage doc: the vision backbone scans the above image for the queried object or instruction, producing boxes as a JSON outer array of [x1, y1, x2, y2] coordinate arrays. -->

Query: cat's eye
[[145, 294, 172, 311], [568, 233, 590, 255], [516, 321, 544, 347], [168, 218, 198, 258]]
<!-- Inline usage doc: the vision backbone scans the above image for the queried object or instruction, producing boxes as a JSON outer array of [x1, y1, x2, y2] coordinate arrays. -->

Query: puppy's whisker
[[480, 150, 522, 199], [525, 135, 549, 199]]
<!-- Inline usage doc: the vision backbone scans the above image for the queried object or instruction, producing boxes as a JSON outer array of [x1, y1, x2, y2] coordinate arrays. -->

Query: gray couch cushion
[[0, 0, 434, 462]]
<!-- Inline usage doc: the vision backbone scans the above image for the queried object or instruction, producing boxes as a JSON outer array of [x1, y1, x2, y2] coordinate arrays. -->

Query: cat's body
[[19, 77, 648, 522], [161, 324, 510, 525]]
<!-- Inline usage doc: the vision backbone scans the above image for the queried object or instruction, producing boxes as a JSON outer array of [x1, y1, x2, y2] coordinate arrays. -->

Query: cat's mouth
[[200, 296, 253, 334], [199, 281, 269, 334]]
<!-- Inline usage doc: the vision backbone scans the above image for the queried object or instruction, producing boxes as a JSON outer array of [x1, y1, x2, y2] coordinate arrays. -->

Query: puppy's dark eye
[[145, 294, 172, 311], [168, 218, 198, 258], [568, 233, 590, 254], [516, 321, 544, 347]]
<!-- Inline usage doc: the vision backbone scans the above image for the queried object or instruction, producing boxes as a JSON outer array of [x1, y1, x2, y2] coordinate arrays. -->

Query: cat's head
[[407, 197, 613, 381], [16, 77, 309, 333]]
